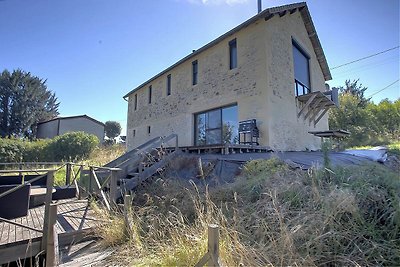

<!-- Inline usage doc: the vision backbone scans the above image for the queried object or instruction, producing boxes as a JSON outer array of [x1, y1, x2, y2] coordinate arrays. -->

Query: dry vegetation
[[94, 157, 400, 266]]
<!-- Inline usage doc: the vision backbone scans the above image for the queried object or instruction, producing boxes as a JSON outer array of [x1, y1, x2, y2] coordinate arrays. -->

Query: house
[[36, 115, 105, 141], [123, 2, 336, 151]]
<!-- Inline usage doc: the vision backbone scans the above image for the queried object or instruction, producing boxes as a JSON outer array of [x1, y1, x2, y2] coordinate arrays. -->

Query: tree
[[338, 79, 370, 107], [104, 121, 122, 140], [0, 69, 59, 138]]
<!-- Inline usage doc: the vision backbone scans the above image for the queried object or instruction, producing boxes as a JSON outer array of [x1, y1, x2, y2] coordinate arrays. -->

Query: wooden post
[[65, 162, 72, 185], [197, 157, 204, 179], [78, 164, 84, 199], [45, 204, 59, 267], [123, 194, 132, 237], [109, 169, 119, 207], [194, 224, 220, 267], [89, 166, 94, 194], [42, 170, 54, 250], [207, 224, 220, 267]]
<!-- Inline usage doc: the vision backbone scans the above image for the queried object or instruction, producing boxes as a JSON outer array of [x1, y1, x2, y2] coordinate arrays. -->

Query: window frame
[[192, 60, 198, 86], [166, 74, 171, 96], [292, 39, 311, 96], [194, 103, 238, 146], [229, 38, 237, 70], [134, 94, 137, 111], [148, 85, 152, 104]]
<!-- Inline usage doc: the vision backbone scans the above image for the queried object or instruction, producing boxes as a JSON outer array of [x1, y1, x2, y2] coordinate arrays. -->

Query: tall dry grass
[[93, 157, 400, 266]]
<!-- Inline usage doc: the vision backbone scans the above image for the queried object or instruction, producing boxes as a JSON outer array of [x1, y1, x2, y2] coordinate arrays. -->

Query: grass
[[92, 157, 400, 266]]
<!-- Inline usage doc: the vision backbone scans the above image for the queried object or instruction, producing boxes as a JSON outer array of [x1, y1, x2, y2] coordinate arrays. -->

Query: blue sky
[[0, 0, 399, 134]]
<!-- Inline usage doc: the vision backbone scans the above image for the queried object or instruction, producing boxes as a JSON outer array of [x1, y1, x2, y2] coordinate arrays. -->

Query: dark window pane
[[167, 74, 171, 95], [196, 113, 206, 145], [293, 43, 310, 89], [206, 129, 221, 145], [229, 39, 237, 69], [192, 61, 198, 85], [134, 94, 137, 110], [222, 105, 238, 144], [207, 109, 221, 129], [148, 85, 152, 104]]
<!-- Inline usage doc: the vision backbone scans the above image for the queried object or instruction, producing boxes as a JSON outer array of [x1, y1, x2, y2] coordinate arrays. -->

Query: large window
[[195, 105, 238, 146], [292, 41, 310, 96], [192, 60, 198, 85], [229, 39, 237, 69]]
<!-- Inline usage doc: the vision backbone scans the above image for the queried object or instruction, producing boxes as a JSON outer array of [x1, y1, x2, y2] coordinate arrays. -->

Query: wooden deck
[[0, 198, 100, 264]]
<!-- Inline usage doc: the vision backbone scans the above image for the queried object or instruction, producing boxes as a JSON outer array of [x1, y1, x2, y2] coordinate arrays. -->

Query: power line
[[330, 46, 399, 70], [367, 79, 399, 98]]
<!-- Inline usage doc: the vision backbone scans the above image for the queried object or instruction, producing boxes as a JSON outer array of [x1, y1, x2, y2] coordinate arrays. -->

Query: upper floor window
[[192, 60, 198, 85], [134, 94, 137, 110], [229, 39, 237, 69], [167, 74, 171, 96], [148, 85, 152, 104], [292, 41, 310, 96]]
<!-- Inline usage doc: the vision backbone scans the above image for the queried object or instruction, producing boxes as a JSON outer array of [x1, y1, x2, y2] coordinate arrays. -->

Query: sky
[[0, 0, 399, 135]]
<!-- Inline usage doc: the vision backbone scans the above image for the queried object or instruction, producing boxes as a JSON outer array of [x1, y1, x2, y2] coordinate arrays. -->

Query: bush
[[0, 132, 99, 163], [48, 132, 99, 161]]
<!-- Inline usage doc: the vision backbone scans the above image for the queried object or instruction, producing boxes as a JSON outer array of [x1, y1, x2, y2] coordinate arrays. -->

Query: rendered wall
[[37, 120, 59, 139], [59, 118, 105, 141]]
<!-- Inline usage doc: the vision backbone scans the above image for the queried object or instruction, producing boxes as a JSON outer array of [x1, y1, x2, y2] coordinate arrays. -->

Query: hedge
[[0, 132, 99, 163]]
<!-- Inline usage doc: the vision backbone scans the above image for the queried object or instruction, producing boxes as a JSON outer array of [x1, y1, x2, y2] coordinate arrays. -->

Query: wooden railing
[[0, 170, 59, 266]]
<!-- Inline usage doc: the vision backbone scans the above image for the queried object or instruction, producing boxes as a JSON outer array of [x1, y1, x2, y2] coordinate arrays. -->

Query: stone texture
[[126, 11, 330, 151]]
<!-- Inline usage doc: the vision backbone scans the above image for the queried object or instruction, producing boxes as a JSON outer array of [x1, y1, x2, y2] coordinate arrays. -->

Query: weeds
[[93, 158, 400, 266]]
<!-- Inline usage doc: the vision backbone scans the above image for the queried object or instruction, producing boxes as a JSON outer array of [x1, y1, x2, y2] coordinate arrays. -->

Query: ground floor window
[[195, 105, 238, 146]]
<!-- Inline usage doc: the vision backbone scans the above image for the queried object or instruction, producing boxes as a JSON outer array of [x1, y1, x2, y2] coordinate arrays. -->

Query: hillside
[[94, 157, 400, 266]]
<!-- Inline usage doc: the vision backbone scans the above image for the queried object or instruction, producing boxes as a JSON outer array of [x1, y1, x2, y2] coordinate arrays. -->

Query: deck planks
[[0, 199, 99, 249]]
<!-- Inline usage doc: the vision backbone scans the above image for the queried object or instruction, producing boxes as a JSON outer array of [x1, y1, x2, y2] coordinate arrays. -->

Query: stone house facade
[[124, 2, 334, 151]]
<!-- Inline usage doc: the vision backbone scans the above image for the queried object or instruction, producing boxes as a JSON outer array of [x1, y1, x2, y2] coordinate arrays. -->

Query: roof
[[37, 115, 105, 127], [123, 2, 331, 99]]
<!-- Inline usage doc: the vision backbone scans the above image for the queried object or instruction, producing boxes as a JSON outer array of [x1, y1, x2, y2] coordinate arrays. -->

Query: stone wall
[[126, 11, 330, 151]]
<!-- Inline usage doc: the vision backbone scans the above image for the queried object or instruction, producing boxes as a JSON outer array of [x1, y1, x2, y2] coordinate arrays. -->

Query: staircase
[[101, 134, 180, 194]]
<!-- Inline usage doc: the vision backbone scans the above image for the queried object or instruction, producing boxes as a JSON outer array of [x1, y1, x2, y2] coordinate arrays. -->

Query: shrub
[[0, 132, 99, 163], [48, 132, 99, 161]]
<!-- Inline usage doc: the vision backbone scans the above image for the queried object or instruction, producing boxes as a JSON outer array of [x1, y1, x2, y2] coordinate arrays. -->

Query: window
[[134, 94, 137, 110], [147, 126, 151, 134], [229, 39, 237, 69], [192, 60, 198, 85], [167, 74, 171, 96], [195, 105, 238, 146], [292, 40, 311, 96], [133, 129, 136, 137], [148, 85, 152, 104]]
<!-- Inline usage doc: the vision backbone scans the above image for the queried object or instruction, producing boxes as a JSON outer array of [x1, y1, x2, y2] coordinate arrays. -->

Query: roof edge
[[123, 2, 331, 98], [37, 115, 105, 127]]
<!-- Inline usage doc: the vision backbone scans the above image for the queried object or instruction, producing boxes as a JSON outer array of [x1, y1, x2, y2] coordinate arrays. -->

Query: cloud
[[187, 0, 249, 5]]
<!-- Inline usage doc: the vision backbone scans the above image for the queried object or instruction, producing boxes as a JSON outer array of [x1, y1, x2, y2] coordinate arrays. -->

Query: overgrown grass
[[93, 158, 400, 266]]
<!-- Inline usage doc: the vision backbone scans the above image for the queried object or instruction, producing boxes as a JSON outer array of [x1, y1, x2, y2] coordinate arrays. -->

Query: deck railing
[[0, 162, 120, 265]]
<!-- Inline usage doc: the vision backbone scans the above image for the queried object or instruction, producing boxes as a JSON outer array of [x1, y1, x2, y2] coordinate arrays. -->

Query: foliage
[[94, 159, 400, 266], [0, 132, 99, 162], [329, 79, 399, 147], [48, 132, 99, 161], [105, 121, 122, 140], [338, 79, 370, 107], [0, 69, 59, 138]]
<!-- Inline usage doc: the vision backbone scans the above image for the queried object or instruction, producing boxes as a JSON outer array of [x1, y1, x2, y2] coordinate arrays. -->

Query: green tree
[[367, 98, 400, 137], [0, 69, 59, 138], [104, 121, 122, 140], [329, 93, 374, 146], [339, 79, 370, 107]]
